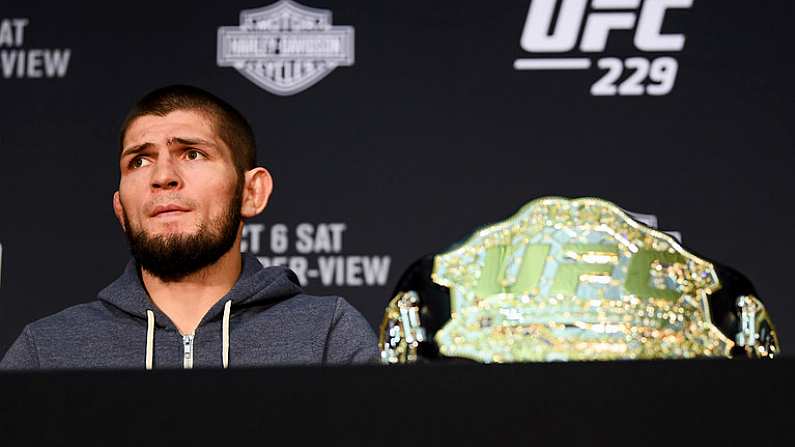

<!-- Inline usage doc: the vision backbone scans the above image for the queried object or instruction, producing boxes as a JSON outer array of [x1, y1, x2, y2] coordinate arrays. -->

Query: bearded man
[[0, 85, 378, 369]]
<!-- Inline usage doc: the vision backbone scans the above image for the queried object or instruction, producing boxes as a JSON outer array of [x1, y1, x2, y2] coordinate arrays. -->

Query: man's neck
[[141, 249, 243, 335]]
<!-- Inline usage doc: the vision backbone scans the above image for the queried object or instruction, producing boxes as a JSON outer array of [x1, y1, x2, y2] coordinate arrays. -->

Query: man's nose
[[150, 157, 182, 190]]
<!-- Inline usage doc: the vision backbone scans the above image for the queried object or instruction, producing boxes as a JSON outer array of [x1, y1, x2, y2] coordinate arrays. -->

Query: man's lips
[[149, 204, 191, 218]]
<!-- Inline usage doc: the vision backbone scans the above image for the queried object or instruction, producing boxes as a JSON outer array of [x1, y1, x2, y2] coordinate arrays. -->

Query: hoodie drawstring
[[222, 300, 232, 369], [143, 301, 232, 370], [145, 310, 155, 370]]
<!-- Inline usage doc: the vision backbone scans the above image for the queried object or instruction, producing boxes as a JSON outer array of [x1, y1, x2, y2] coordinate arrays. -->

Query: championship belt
[[379, 197, 780, 363]]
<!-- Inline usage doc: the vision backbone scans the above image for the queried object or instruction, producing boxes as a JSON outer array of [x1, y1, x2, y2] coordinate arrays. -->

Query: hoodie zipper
[[183, 334, 194, 369]]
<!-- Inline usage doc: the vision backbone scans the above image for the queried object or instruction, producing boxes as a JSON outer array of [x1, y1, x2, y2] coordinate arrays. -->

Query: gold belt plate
[[432, 197, 734, 362]]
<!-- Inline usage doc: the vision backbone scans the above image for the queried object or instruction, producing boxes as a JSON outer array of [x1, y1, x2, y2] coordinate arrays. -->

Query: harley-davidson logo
[[217, 0, 354, 96]]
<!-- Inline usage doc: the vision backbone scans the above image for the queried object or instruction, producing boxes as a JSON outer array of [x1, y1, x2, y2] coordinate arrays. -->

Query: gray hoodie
[[0, 254, 379, 369]]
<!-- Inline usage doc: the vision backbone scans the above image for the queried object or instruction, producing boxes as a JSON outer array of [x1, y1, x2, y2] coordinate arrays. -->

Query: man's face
[[115, 110, 242, 280]]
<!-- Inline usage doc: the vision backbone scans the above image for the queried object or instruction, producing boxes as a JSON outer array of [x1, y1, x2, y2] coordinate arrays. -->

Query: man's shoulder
[[26, 300, 116, 338], [259, 293, 369, 332], [269, 293, 367, 323], [281, 294, 373, 333], [264, 293, 378, 363], [263, 293, 340, 330], [272, 293, 338, 312]]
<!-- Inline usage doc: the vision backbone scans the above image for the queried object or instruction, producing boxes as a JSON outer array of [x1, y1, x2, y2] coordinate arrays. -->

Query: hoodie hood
[[97, 253, 303, 332]]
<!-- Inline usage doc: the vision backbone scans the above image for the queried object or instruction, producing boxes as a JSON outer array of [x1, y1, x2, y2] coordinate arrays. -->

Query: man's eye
[[130, 157, 151, 169], [186, 149, 206, 161]]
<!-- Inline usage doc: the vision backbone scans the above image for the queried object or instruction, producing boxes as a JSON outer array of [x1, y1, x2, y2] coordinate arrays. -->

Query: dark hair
[[120, 85, 256, 174]]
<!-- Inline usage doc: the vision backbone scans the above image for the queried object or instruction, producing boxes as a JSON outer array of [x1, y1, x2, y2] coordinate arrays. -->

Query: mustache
[[142, 195, 198, 216]]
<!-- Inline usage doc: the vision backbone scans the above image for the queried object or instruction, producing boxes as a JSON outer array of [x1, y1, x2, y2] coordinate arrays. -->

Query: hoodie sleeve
[[323, 297, 380, 365], [0, 326, 40, 370]]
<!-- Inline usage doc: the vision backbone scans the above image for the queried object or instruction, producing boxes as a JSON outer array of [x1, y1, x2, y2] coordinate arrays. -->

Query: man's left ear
[[241, 167, 273, 218]]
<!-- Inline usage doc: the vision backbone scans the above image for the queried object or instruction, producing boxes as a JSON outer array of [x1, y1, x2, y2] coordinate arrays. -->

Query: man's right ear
[[113, 191, 126, 232]]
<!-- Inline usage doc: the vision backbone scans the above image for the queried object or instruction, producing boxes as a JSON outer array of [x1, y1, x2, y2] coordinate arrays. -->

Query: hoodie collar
[[97, 253, 303, 331]]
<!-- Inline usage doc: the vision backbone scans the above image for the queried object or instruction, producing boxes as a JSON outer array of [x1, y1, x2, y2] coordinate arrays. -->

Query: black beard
[[122, 187, 242, 282]]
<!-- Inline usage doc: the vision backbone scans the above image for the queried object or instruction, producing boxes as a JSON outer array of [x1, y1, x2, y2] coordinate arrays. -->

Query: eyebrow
[[120, 142, 153, 159], [169, 137, 217, 148], [120, 137, 218, 158]]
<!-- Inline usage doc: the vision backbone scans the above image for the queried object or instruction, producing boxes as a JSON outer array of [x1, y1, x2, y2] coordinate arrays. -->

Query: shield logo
[[217, 0, 354, 96]]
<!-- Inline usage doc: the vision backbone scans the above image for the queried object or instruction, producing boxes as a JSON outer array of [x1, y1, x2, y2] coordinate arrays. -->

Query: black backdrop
[[0, 0, 793, 356]]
